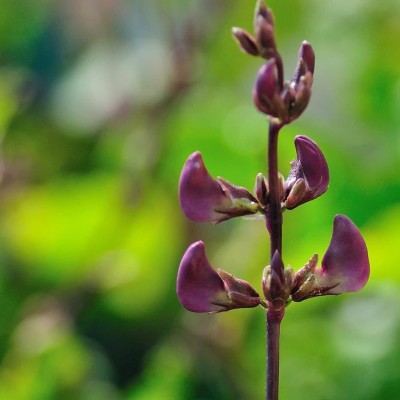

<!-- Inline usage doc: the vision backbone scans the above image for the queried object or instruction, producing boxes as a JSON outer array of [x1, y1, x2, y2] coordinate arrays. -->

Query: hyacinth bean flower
[[284, 135, 329, 209], [253, 41, 315, 124], [179, 152, 260, 223], [177, 241, 261, 313], [291, 215, 370, 302]]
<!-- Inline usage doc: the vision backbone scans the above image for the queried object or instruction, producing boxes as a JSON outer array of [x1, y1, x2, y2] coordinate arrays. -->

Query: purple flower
[[177, 241, 261, 313], [284, 135, 329, 209], [291, 215, 370, 301], [253, 41, 315, 124], [179, 152, 260, 223]]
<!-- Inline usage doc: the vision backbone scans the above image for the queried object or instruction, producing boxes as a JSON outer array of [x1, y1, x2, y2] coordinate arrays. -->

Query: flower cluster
[[176, 0, 369, 316], [233, 0, 314, 125]]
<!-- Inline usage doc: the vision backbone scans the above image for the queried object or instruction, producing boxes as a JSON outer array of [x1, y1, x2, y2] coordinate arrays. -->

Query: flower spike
[[285, 135, 329, 209], [291, 215, 370, 301], [179, 152, 260, 223], [177, 241, 261, 313]]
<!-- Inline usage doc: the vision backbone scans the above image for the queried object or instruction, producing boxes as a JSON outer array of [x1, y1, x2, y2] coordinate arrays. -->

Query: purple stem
[[266, 309, 284, 400], [267, 122, 283, 256], [266, 121, 284, 400]]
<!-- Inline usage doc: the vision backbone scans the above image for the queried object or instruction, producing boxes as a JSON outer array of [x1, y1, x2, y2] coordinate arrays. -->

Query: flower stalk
[[175, 1, 370, 399]]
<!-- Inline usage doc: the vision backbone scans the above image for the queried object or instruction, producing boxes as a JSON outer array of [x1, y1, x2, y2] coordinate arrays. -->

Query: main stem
[[267, 122, 283, 256], [266, 122, 284, 400]]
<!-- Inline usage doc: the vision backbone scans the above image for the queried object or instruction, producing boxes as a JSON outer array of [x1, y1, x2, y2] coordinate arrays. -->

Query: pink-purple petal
[[179, 152, 259, 223], [294, 135, 323, 189], [317, 215, 370, 294], [179, 152, 230, 223], [177, 241, 228, 313], [285, 135, 329, 209], [176, 242, 261, 313]]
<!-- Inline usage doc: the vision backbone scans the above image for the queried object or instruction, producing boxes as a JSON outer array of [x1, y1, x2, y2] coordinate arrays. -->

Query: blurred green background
[[0, 0, 399, 399]]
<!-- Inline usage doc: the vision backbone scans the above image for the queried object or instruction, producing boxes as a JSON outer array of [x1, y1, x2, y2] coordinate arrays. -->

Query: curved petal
[[179, 152, 259, 223], [177, 242, 227, 312], [295, 135, 323, 189], [317, 215, 370, 294], [285, 135, 329, 209], [176, 242, 261, 313]]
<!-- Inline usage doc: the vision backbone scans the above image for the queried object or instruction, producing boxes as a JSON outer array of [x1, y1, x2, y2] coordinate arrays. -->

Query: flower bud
[[292, 41, 315, 83], [284, 135, 329, 209], [177, 241, 261, 313], [253, 59, 284, 118], [179, 152, 260, 223], [254, 0, 274, 26], [284, 41, 315, 121], [262, 251, 288, 311], [291, 215, 370, 302], [289, 72, 313, 121], [254, 173, 269, 208], [254, 1, 276, 59], [232, 27, 259, 56]]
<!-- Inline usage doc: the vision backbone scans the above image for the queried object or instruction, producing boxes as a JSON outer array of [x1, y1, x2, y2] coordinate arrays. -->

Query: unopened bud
[[232, 27, 259, 56], [253, 60, 284, 118], [262, 251, 289, 311], [289, 72, 313, 121], [255, 15, 276, 59], [254, 0, 274, 26], [298, 41, 315, 75], [254, 173, 269, 208], [292, 41, 315, 83]]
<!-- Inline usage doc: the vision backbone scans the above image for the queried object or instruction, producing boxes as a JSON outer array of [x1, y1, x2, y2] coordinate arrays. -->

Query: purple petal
[[317, 215, 370, 294], [177, 241, 228, 313], [285, 135, 329, 209], [179, 152, 226, 222], [179, 152, 259, 223], [176, 242, 260, 313], [295, 135, 324, 189]]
